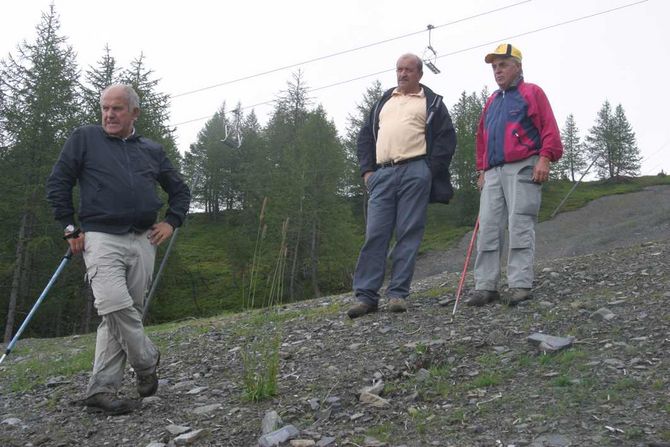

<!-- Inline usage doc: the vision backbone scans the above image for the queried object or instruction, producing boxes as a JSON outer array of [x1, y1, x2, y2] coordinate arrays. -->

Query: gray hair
[[100, 84, 140, 111]]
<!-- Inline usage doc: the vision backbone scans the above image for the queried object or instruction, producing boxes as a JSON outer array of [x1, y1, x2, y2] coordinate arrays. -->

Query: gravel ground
[[1, 186, 669, 447]]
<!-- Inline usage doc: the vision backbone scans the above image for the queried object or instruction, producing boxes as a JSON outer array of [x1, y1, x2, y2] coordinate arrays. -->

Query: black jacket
[[356, 84, 457, 203], [46, 125, 191, 234]]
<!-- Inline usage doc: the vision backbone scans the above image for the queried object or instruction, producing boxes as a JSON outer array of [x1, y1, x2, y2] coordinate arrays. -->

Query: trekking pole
[[452, 217, 479, 316], [143, 174, 198, 321], [0, 248, 73, 364], [143, 228, 178, 319]]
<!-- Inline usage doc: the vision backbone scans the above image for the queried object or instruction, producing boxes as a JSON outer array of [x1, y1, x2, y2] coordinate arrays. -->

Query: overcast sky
[[2, 0, 668, 175]]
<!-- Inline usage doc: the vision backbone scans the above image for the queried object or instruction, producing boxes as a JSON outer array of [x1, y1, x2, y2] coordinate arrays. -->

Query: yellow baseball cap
[[485, 43, 523, 63]]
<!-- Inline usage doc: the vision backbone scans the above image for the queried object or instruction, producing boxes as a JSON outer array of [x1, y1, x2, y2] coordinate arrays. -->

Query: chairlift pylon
[[422, 24, 441, 74]]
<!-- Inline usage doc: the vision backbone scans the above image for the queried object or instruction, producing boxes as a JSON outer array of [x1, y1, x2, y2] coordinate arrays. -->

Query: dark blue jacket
[[46, 125, 190, 234], [356, 84, 456, 203]]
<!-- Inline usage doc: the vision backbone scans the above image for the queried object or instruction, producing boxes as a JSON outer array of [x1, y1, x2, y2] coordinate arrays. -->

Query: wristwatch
[[64, 224, 76, 234]]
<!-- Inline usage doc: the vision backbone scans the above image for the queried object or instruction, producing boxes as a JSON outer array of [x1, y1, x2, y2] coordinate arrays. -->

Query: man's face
[[396, 56, 422, 93], [101, 87, 139, 138], [491, 56, 522, 90]]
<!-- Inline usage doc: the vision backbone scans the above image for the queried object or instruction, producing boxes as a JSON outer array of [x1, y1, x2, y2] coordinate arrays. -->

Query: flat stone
[[174, 429, 206, 445], [145, 443, 166, 447], [191, 403, 221, 415], [527, 333, 575, 352], [360, 380, 384, 396], [316, 436, 337, 447], [591, 308, 615, 321], [262, 410, 283, 434], [171, 380, 197, 390], [165, 424, 191, 435], [186, 386, 208, 395], [1, 417, 21, 426], [45, 376, 70, 387], [290, 440, 316, 447], [415, 368, 431, 382], [359, 391, 390, 407], [531, 433, 572, 446], [258, 425, 300, 447]]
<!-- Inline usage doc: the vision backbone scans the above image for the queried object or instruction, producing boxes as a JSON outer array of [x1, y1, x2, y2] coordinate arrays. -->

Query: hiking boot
[[388, 297, 407, 313], [347, 302, 378, 319], [504, 288, 532, 306], [465, 290, 500, 307], [137, 351, 160, 397], [84, 393, 138, 415]]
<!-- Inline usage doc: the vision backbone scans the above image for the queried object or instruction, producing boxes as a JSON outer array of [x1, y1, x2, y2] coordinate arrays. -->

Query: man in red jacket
[[466, 44, 562, 307]]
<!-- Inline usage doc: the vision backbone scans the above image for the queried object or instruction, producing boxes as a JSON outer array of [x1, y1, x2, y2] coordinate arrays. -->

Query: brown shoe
[[388, 297, 407, 313], [347, 302, 378, 319], [137, 351, 160, 397], [504, 288, 532, 306], [465, 290, 500, 307], [84, 393, 138, 415]]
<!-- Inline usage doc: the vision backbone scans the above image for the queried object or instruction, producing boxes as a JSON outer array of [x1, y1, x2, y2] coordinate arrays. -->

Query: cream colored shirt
[[376, 88, 427, 164]]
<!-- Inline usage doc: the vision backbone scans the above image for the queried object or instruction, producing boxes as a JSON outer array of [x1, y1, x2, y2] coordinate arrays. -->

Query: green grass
[[366, 423, 394, 442], [3, 338, 95, 393], [468, 372, 502, 389]]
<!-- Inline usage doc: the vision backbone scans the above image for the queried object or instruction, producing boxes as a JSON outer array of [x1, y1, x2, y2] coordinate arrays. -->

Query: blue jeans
[[353, 159, 431, 306]]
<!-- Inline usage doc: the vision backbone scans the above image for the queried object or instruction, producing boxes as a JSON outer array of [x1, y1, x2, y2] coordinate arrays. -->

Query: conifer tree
[[586, 100, 640, 179], [81, 44, 118, 124], [0, 5, 81, 341], [555, 114, 587, 181], [449, 89, 486, 224], [120, 53, 180, 165]]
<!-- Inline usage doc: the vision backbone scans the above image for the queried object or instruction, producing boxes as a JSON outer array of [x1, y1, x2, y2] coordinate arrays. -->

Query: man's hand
[[363, 171, 373, 186], [532, 156, 551, 183], [66, 231, 85, 255], [477, 171, 485, 191], [148, 221, 174, 246]]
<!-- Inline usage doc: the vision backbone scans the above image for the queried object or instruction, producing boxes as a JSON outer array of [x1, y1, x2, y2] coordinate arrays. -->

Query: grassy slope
[[157, 175, 670, 319], [5, 175, 670, 393]]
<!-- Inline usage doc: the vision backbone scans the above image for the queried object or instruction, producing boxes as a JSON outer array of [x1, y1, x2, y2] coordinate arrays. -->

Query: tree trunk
[[288, 196, 304, 300], [81, 283, 95, 333], [4, 213, 28, 343], [310, 219, 321, 298]]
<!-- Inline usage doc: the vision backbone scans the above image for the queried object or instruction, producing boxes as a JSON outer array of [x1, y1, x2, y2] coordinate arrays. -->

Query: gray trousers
[[83, 231, 159, 397], [474, 156, 541, 291], [353, 159, 431, 306]]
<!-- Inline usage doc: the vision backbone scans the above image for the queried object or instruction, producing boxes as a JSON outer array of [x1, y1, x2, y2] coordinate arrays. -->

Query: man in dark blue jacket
[[348, 54, 456, 319], [46, 84, 190, 414]]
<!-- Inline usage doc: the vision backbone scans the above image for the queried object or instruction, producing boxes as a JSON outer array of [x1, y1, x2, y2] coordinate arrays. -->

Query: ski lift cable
[[173, 0, 648, 128], [170, 0, 532, 99]]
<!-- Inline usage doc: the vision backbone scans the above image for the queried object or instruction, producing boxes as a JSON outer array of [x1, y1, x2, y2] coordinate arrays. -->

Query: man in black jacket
[[46, 84, 190, 414], [348, 54, 456, 319]]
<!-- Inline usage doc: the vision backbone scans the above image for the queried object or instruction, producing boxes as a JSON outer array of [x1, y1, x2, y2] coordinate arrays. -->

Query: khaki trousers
[[474, 156, 542, 291], [83, 231, 159, 397]]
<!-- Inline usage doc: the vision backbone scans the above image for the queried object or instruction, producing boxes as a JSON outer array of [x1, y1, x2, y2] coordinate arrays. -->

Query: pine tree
[[449, 89, 486, 225], [611, 104, 640, 177], [0, 5, 81, 341], [586, 100, 640, 179], [342, 81, 384, 224], [81, 44, 118, 124], [120, 53, 180, 165], [555, 114, 586, 181]]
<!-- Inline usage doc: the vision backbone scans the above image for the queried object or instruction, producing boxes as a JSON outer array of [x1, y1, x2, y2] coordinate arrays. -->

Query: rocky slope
[[1, 187, 669, 447]]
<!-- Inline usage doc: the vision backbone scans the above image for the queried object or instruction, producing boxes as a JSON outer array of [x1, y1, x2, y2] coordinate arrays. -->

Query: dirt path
[[415, 184, 670, 280]]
